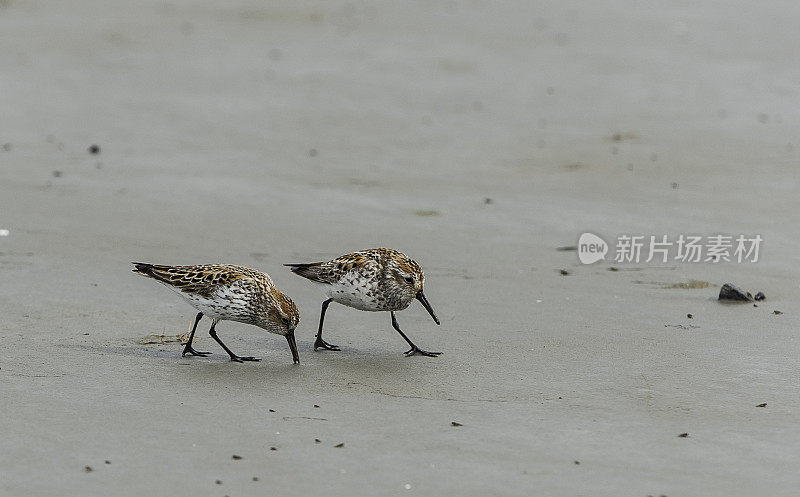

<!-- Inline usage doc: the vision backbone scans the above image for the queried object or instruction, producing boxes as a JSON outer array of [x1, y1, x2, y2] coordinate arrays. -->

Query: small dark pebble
[[484, 198, 493, 204], [269, 409, 275, 412], [84, 466, 93, 473], [270, 447, 277, 451], [232, 455, 242, 460], [451, 421, 462, 427], [774, 310, 783, 315], [104, 460, 111, 465], [559, 269, 570, 276], [215, 480, 222, 485], [678, 433, 689, 438], [574, 460, 580, 465], [558, 396, 562, 399], [52, 170, 62, 178], [754, 292, 766, 301], [756, 403, 767, 408], [687, 314, 693, 319], [608, 267, 619, 272], [88, 144, 100, 155], [2, 143, 11, 151], [718, 283, 753, 302], [556, 246, 577, 252], [334, 443, 344, 448], [315, 439, 321, 443], [313, 404, 320, 408], [252, 477, 259, 482], [308, 148, 318, 157]]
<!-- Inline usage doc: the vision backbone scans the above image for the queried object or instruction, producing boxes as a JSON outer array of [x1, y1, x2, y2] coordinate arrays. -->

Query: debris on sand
[[137, 334, 187, 345], [756, 403, 767, 408], [559, 269, 570, 276], [662, 280, 712, 289], [754, 292, 766, 301], [718, 283, 754, 302], [84, 465, 93, 473], [334, 443, 345, 448], [451, 421, 463, 427], [610, 131, 638, 142], [687, 314, 693, 319], [232, 455, 242, 460], [88, 144, 100, 155], [556, 246, 577, 252], [664, 324, 698, 330], [678, 433, 689, 438], [773, 310, 783, 315]]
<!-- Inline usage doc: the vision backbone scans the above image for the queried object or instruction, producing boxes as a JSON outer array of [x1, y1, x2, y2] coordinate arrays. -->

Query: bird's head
[[266, 289, 300, 364], [386, 254, 440, 325]]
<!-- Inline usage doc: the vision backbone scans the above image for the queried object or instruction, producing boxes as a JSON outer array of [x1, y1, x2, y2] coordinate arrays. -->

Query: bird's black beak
[[285, 331, 300, 364], [416, 291, 440, 325]]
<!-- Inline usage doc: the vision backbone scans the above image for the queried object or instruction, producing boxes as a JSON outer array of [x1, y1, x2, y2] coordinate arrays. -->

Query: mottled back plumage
[[132, 262, 301, 363], [132, 263, 273, 297], [286, 248, 440, 357], [132, 263, 298, 333], [286, 248, 425, 311]]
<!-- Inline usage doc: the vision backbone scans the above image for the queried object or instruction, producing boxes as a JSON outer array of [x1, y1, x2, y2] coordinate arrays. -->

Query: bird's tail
[[284, 262, 326, 283], [132, 262, 169, 284]]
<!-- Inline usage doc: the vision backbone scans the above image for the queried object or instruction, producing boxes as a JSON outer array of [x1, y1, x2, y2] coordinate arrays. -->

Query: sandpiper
[[132, 263, 300, 364], [285, 248, 441, 357]]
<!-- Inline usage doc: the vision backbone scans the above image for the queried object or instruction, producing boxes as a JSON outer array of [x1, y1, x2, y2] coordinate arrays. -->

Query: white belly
[[167, 283, 251, 322], [326, 278, 382, 311]]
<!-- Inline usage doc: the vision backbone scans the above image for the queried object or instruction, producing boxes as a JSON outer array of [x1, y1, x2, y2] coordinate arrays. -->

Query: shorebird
[[132, 263, 300, 364], [285, 248, 441, 357]]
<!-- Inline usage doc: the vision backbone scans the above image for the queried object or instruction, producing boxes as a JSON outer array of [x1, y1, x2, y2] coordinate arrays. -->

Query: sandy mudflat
[[2, 1, 800, 495]]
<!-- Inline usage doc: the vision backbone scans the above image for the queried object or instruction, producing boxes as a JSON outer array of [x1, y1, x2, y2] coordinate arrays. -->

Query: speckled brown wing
[[284, 261, 338, 283], [286, 250, 384, 283], [132, 263, 264, 298]]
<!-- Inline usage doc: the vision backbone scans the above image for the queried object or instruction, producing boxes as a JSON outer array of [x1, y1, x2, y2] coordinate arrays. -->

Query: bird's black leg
[[314, 298, 340, 351], [208, 321, 260, 363], [182, 312, 212, 357], [391, 311, 441, 357]]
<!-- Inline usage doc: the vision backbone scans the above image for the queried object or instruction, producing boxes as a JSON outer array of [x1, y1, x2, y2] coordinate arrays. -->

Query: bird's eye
[[281, 317, 290, 326], [404, 277, 414, 284]]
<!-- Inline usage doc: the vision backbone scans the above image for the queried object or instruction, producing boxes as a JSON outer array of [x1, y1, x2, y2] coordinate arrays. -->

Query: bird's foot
[[314, 338, 341, 351], [182, 346, 212, 357], [230, 355, 261, 363], [404, 346, 441, 357]]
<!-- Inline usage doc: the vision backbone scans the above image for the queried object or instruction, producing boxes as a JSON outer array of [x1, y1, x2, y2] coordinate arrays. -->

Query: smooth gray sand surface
[[2, 1, 799, 495]]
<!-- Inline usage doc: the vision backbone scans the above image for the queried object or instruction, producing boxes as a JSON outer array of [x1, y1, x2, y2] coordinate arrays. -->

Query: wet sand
[[2, 1, 799, 495]]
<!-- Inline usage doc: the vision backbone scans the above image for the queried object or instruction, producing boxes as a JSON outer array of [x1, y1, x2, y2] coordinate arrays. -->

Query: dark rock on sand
[[718, 283, 753, 302]]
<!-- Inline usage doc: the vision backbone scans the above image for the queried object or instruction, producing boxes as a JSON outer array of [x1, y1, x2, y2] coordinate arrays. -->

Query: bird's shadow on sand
[[55, 339, 433, 386]]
